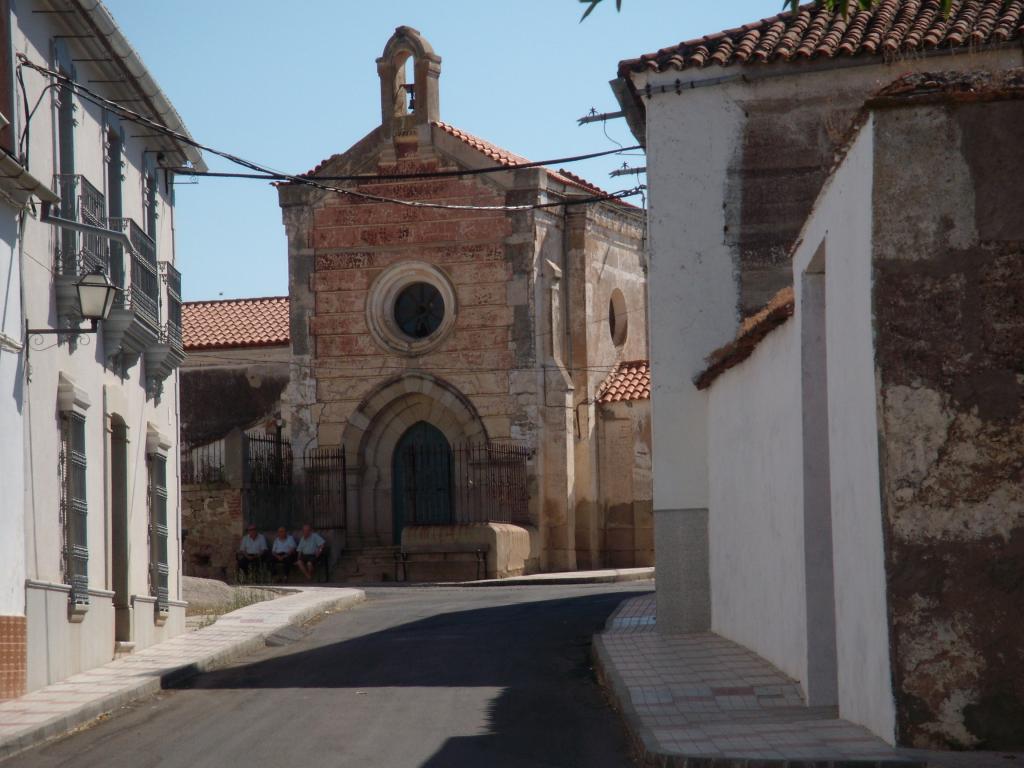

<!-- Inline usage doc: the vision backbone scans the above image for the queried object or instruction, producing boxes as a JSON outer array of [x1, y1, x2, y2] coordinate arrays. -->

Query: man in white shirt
[[237, 524, 268, 579], [270, 527, 297, 582], [295, 523, 327, 581]]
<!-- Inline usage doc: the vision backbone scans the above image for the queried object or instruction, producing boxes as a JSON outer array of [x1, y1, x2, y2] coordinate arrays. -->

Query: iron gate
[[393, 431, 531, 532]]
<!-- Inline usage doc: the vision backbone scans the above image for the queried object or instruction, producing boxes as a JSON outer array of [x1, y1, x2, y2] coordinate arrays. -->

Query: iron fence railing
[[53, 174, 108, 277], [245, 431, 293, 487], [242, 432, 347, 532], [400, 440, 531, 527], [181, 440, 226, 485]]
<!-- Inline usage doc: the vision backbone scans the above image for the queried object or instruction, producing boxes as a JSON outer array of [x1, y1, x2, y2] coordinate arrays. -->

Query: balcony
[[143, 262, 185, 397], [103, 217, 161, 370], [53, 175, 109, 321]]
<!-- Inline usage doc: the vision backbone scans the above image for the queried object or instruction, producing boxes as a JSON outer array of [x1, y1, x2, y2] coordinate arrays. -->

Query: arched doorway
[[392, 421, 453, 543]]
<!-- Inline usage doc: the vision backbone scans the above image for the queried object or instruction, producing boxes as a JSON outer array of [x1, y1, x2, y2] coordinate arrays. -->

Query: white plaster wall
[[640, 84, 743, 513], [130, 597, 186, 650], [15, 1, 187, 683], [0, 207, 26, 617], [707, 320, 808, 686], [26, 583, 115, 691], [791, 121, 896, 742]]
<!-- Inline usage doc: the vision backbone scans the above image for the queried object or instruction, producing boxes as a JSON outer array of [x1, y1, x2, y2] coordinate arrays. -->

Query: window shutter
[[61, 412, 89, 607], [148, 453, 169, 613]]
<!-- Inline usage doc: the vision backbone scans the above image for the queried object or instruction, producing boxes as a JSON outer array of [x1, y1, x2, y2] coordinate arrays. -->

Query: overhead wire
[[16, 57, 645, 212], [166, 143, 644, 183]]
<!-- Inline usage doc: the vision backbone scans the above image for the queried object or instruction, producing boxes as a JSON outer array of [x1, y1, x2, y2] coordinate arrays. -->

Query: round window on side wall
[[609, 288, 627, 347]]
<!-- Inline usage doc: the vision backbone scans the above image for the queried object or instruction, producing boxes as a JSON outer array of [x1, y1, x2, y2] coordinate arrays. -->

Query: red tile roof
[[432, 122, 619, 198], [619, 0, 1023, 76], [182, 296, 290, 351], [598, 360, 652, 404], [694, 287, 795, 390], [296, 122, 636, 207]]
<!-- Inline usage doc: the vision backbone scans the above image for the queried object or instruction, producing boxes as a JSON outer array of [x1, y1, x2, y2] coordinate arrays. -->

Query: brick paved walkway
[[0, 587, 364, 762], [595, 594, 923, 767]]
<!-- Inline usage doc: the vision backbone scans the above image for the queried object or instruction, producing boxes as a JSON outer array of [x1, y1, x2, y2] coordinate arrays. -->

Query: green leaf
[[579, 0, 601, 21]]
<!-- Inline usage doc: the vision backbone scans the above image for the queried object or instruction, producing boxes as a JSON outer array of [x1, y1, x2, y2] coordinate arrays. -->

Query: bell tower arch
[[376, 26, 441, 145]]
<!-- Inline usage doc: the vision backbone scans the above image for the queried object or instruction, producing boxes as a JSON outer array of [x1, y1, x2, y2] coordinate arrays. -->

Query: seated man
[[270, 526, 297, 582], [236, 524, 268, 580], [295, 523, 326, 581]]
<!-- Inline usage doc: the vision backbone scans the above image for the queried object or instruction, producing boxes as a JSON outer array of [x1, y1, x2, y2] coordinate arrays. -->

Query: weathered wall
[[572, 203, 648, 569], [707, 319, 808, 687], [182, 485, 242, 581], [596, 400, 653, 568], [180, 360, 288, 446], [871, 99, 1024, 750]]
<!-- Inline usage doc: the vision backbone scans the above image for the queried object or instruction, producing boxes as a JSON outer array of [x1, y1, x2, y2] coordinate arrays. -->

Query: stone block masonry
[[182, 486, 243, 581]]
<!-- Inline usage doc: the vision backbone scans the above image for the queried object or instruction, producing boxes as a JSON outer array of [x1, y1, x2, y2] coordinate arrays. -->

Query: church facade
[[278, 28, 650, 577]]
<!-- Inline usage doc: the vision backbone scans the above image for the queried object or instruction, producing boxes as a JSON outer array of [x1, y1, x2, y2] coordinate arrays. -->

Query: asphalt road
[[11, 582, 651, 768]]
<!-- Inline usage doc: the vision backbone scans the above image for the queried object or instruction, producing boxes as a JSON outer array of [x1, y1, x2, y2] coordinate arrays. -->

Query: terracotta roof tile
[[433, 122, 636, 205], [619, 0, 1023, 77], [694, 287, 795, 390], [297, 122, 636, 208], [183, 296, 290, 351], [598, 360, 652, 404]]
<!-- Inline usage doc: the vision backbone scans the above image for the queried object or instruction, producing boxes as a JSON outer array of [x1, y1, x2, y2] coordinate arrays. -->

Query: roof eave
[[610, 76, 646, 149], [65, 0, 207, 172]]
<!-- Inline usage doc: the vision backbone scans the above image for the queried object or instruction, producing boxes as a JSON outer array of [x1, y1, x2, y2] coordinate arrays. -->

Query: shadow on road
[[178, 588, 647, 767]]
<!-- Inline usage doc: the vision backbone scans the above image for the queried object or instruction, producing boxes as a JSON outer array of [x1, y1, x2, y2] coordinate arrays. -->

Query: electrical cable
[[16, 57, 645, 213], [166, 142, 644, 183]]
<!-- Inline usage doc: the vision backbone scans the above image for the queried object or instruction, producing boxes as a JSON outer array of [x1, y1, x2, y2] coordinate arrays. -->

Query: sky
[[102, 0, 775, 302]]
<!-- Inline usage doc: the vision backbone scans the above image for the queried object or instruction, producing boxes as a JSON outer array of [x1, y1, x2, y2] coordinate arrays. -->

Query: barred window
[[60, 412, 89, 607], [148, 453, 169, 613]]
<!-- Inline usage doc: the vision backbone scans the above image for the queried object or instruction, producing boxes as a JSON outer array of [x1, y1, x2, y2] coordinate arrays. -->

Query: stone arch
[[376, 26, 441, 139], [341, 373, 487, 544]]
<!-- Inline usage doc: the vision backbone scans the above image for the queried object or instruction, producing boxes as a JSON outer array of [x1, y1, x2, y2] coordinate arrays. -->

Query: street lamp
[[27, 266, 119, 338]]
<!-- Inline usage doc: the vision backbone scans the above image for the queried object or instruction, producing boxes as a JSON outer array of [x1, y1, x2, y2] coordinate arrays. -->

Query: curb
[[0, 589, 364, 762], [458, 567, 655, 587]]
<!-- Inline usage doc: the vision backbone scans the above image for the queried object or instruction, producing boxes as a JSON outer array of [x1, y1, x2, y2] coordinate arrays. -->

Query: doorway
[[110, 417, 130, 642], [391, 421, 453, 544]]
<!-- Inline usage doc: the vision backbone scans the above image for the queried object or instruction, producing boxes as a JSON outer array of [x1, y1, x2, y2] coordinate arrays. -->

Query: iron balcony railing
[[109, 217, 160, 330], [159, 262, 182, 349], [53, 174, 108, 277]]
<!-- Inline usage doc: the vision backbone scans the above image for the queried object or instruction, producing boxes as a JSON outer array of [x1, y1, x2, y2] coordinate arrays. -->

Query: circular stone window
[[367, 261, 457, 356], [394, 282, 444, 339], [609, 288, 628, 347]]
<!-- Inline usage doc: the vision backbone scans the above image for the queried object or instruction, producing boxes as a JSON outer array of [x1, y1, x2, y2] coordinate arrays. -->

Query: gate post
[[223, 428, 247, 491]]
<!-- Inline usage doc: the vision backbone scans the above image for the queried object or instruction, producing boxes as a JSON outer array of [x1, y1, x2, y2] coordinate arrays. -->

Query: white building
[[0, 0, 204, 698], [614, 0, 1024, 750]]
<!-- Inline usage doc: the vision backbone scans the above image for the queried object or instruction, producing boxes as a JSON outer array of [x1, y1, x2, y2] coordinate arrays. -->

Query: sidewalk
[[595, 594, 923, 767], [460, 566, 655, 587], [0, 586, 364, 762]]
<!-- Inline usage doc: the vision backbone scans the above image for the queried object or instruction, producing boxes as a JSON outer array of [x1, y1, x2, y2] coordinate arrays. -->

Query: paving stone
[[594, 594, 930, 768]]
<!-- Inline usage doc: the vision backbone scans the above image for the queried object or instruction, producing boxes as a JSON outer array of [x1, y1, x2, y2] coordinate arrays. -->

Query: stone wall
[[872, 98, 1024, 750], [182, 484, 242, 581], [596, 400, 654, 568]]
